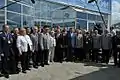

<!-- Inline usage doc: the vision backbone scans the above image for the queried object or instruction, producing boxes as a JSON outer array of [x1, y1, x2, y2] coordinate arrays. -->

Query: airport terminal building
[[0, 0, 111, 30]]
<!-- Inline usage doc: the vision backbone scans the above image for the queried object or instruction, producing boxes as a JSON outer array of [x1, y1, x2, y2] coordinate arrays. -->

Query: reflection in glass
[[7, 12, 21, 26], [77, 19, 87, 29], [7, 1, 21, 13]]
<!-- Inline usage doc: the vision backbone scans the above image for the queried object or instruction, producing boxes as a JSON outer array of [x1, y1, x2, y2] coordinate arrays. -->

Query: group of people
[[0, 24, 120, 78]]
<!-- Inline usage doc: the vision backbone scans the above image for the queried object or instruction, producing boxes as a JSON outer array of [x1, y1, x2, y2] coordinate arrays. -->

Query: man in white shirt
[[17, 28, 32, 73]]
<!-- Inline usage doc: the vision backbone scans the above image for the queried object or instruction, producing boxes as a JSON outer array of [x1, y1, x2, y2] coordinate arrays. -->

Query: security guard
[[0, 25, 15, 78]]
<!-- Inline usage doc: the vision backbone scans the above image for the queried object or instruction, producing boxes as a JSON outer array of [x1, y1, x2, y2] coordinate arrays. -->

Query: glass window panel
[[23, 15, 34, 27], [64, 22, 75, 27], [88, 23, 95, 30], [21, 0, 33, 6], [96, 15, 102, 21], [0, 0, 5, 9], [23, 5, 33, 15], [77, 12, 87, 19], [88, 14, 96, 20], [7, 12, 21, 26], [7, 1, 21, 13], [77, 19, 87, 29]]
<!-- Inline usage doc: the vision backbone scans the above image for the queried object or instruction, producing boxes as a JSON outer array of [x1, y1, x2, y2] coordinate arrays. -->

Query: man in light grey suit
[[92, 30, 101, 63], [39, 25, 50, 67], [30, 26, 39, 68]]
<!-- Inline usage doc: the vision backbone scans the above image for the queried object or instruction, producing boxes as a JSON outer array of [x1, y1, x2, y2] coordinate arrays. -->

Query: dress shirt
[[17, 35, 32, 54]]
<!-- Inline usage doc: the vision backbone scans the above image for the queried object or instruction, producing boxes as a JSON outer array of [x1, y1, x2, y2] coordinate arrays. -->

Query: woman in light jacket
[[48, 31, 56, 63], [17, 28, 32, 73], [75, 29, 84, 61]]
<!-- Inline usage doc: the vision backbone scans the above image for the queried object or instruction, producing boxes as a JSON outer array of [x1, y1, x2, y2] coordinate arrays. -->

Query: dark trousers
[[32, 51, 38, 66], [92, 49, 100, 62], [62, 48, 68, 60], [67, 47, 74, 61], [58, 48, 64, 62], [20, 52, 29, 71], [55, 47, 61, 62], [15, 55, 20, 71], [1, 56, 9, 74], [41, 49, 49, 65], [1, 55, 16, 74], [102, 49, 110, 63], [75, 48, 84, 61], [37, 49, 41, 64], [113, 48, 120, 66]]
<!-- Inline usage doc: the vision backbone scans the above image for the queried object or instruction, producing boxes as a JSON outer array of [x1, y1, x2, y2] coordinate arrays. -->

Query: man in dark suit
[[0, 25, 16, 78], [59, 30, 68, 63], [112, 30, 120, 67], [67, 28, 75, 62], [12, 27, 20, 73], [54, 28, 61, 62]]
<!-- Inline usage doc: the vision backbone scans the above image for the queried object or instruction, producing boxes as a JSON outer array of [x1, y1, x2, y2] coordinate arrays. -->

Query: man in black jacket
[[112, 30, 120, 67], [0, 25, 15, 78]]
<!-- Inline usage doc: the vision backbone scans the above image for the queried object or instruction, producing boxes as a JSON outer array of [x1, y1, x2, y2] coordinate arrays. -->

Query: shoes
[[45, 63, 49, 65], [4, 74, 9, 78], [22, 70, 27, 73], [41, 64, 44, 67], [26, 68, 31, 70], [33, 66, 38, 69]]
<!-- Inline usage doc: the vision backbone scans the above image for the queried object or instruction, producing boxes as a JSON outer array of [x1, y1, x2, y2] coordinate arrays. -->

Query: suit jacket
[[84, 35, 93, 50], [67, 32, 76, 48], [12, 34, 19, 55], [39, 33, 51, 50], [75, 34, 84, 48], [55, 33, 61, 48], [0, 32, 14, 57], [92, 34, 101, 49], [17, 35, 33, 54], [101, 34, 112, 50], [30, 33, 39, 51], [60, 33, 68, 48], [112, 35, 120, 49]]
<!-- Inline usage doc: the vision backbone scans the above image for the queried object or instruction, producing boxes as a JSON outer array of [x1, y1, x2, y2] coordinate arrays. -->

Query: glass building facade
[[0, 0, 111, 30]]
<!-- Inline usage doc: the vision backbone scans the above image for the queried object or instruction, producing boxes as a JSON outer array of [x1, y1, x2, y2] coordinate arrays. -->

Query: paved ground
[[0, 61, 120, 80]]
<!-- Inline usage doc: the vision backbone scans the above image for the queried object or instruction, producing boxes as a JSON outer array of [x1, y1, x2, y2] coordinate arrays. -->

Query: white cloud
[[112, 0, 120, 24]]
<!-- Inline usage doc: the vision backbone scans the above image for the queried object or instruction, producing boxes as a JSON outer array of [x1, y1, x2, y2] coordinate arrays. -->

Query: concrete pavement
[[0, 61, 120, 80]]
